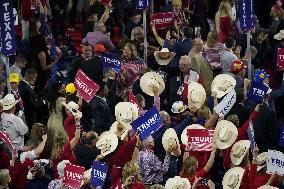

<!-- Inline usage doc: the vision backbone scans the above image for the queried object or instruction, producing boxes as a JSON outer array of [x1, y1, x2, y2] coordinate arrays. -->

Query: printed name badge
[[131, 106, 163, 140]]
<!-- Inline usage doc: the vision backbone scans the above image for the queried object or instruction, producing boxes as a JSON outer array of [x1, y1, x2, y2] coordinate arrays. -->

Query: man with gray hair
[[82, 21, 116, 51]]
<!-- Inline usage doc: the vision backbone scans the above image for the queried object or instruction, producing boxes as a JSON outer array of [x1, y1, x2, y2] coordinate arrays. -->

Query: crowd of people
[[1, 0, 284, 188]]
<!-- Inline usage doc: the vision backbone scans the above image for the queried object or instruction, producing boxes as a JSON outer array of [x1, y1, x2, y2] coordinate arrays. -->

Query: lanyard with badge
[[177, 72, 190, 96]]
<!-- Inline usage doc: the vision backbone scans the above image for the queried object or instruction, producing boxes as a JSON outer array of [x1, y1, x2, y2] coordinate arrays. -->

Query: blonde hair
[[150, 184, 165, 189], [89, 0, 96, 6], [122, 161, 142, 183], [51, 131, 68, 160], [172, 0, 182, 7], [197, 106, 210, 119], [29, 123, 46, 141], [226, 114, 239, 127], [0, 169, 10, 186], [206, 31, 219, 48], [122, 43, 139, 59], [182, 156, 198, 177], [215, 1, 232, 33]]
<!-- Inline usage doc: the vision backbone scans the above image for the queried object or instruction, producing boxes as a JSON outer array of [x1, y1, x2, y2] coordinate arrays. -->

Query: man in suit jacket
[[188, 38, 213, 94], [68, 42, 104, 85], [165, 26, 193, 67], [19, 68, 39, 130]]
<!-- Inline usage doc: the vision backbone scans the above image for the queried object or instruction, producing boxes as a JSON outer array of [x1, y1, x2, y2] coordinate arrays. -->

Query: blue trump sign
[[0, 0, 16, 56], [132, 106, 162, 140], [101, 53, 121, 73], [135, 0, 149, 9], [239, 0, 255, 30], [247, 81, 270, 103], [91, 161, 108, 187]]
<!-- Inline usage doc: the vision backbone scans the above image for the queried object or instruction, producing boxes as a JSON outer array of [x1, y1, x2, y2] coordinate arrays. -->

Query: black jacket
[[68, 56, 104, 85], [19, 80, 39, 128], [253, 103, 281, 153]]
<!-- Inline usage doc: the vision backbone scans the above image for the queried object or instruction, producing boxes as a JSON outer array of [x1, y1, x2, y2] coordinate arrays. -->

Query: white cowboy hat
[[213, 120, 238, 150], [230, 140, 250, 166], [115, 102, 138, 128], [140, 72, 165, 96], [165, 176, 191, 189], [258, 185, 279, 189], [274, 30, 284, 40], [171, 101, 187, 114], [211, 74, 236, 98], [96, 131, 118, 156], [188, 82, 206, 110], [62, 101, 82, 118], [181, 124, 204, 145], [109, 121, 130, 140], [0, 94, 20, 111], [222, 167, 245, 189], [154, 48, 176, 65], [257, 152, 268, 172], [162, 128, 180, 156]]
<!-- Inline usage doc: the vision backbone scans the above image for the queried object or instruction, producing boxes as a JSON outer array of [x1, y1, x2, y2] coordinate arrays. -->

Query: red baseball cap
[[230, 60, 247, 73]]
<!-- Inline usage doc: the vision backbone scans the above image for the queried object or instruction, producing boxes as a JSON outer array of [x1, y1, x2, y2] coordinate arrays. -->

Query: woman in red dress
[[215, 1, 233, 43]]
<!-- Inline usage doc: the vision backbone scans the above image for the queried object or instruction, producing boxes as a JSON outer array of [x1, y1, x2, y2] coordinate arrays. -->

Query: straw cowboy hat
[[187, 82, 206, 110], [0, 94, 20, 111], [257, 152, 268, 172], [96, 131, 118, 156], [140, 71, 165, 96], [181, 124, 204, 145], [109, 121, 130, 140], [222, 167, 245, 189], [154, 48, 176, 65], [162, 128, 180, 156], [211, 74, 236, 98], [115, 102, 138, 128], [258, 185, 279, 189], [62, 101, 82, 118], [213, 120, 238, 150], [165, 176, 191, 189], [274, 30, 284, 40], [230, 140, 250, 166], [171, 101, 187, 114]]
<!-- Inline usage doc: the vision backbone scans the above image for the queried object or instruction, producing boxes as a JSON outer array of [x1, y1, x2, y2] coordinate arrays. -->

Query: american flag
[[185, 129, 214, 151], [0, 131, 15, 150]]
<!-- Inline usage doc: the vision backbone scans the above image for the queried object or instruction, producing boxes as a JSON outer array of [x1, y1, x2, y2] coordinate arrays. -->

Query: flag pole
[[247, 30, 252, 81], [143, 9, 148, 65], [4, 56, 11, 94]]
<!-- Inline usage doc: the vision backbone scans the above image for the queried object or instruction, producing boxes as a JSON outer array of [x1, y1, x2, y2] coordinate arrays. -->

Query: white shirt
[[0, 113, 28, 150]]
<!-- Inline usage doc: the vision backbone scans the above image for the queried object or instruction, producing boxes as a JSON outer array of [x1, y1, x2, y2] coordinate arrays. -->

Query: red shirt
[[222, 111, 258, 169], [180, 168, 207, 189], [252, 174, 279, 189], [64, 115, 76, 140], [52, 143, 76, 178], [240, 164, 257, 189], [218, 16, 233, 43], [9, 159, 34, 189], [20, 0, 34, 21], [109, 137, 137, 187], [0, 150, 10, 169]]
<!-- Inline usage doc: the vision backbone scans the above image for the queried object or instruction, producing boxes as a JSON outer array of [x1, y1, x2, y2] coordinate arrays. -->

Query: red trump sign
[[277, 48, 284, 69], [187, 129, 214, 151], [74, 69, 100, 103], [151, 12, 174, 30]]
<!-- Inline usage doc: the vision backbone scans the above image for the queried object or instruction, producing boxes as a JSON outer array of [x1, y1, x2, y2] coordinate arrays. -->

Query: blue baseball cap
[[254, 70, 269, 83]]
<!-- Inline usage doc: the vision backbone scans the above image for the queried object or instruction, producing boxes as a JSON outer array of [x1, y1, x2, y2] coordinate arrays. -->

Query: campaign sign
[[91, 161, 108, 187], [247, 121, 255, 153], [267, 150, 284, 176], [151, 12, 174, 30], [279, 123, 284, 147], [239, 0, 254, 30], [128, 92, 138, 106], [247, 81, 270, 103], [187, 129, 214, 151], [101, 53, 121, 73], [74, 69, 100, 103], [0, 131, 15, 150], [214, 90, 236, 117], [277, 48, 284, 69], [135, 0, 149, 9], [64, 163, 85, 189], [0, 0, 16, 56], [131, 106, 162, 140]]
